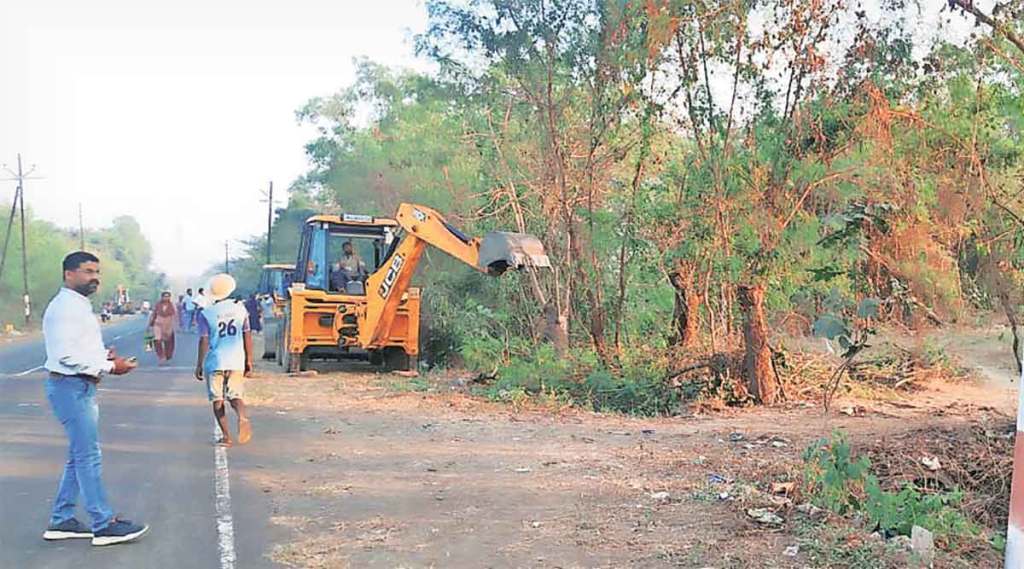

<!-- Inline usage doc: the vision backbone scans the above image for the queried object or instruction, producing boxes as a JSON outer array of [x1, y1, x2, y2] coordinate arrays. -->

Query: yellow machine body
[[279, 204, 549, 372]]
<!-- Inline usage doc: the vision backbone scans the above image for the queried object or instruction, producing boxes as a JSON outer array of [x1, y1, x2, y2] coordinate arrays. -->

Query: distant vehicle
[[113, 301, 137, 315], [112, 285, 135, 314], [257, 264, 295, 317], [100, 303, 112, 323], [257, 263, 295, 360]]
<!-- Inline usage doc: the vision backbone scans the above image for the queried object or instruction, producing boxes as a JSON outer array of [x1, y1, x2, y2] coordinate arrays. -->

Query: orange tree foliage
[[239, 0, 1024, 412]]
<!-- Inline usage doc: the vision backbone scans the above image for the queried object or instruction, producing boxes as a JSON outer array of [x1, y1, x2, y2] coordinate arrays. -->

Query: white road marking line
[[214, 422, 237, 569], [6, 325, 141, 378], [14, 365, 44, 377], [110, 328, 144, 342]]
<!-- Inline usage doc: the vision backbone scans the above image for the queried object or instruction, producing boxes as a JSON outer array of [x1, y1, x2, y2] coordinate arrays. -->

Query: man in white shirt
[[183, 288, 196, 332], [194, 287, 210, 311], [41, 251, 149, 546]]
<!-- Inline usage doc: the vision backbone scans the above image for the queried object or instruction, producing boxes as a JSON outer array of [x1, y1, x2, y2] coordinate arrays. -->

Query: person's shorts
[[206, 370, 245, 402]]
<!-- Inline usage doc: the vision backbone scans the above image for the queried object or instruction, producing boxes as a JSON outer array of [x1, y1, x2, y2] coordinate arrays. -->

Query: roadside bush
[[486, 344, 574, 398], [577, 364, 679, 415], [803, 431, 979, 544], [475, 342, 680, 416]]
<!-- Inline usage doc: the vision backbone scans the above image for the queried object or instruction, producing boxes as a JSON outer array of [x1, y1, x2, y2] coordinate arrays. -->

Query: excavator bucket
[[479, 232, 551, 275]]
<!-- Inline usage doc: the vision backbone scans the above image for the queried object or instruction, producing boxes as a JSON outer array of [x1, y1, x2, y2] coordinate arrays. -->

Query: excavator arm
[[359, 203, 549, 348]]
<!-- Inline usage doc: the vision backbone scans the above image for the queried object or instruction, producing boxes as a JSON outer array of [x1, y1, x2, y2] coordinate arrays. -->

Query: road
[[0, 316, 279, 569]]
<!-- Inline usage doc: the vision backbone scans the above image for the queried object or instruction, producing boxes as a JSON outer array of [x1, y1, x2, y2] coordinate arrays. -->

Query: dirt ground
[[241, 327, 1019, 569]]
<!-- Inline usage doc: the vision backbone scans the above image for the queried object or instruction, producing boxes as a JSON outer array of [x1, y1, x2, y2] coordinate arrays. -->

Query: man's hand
[[194, 366, 204, 382], [110, 357, 137, 375], [244, 360, 254, 378]]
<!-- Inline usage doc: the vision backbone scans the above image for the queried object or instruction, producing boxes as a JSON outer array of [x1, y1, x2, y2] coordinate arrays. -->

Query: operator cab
[[294, 214, 400, 296], [257, 264, 295, 299]]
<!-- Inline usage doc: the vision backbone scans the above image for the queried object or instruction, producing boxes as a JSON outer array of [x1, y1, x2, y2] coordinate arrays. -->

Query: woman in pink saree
[[149, 291, 178, 365]]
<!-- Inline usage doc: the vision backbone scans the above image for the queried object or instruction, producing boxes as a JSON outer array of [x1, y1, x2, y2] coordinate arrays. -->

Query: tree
[[0, 207, 160, 326], [221, 0, 1024, 413]]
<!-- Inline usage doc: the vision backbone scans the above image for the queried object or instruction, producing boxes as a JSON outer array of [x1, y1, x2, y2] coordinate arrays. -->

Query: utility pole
[[78, 203, 85, 250], [266, 181, 273, 265], [1, 154, 41, 326], [260, 180, 278, 265], [0, 187, 20, 284]]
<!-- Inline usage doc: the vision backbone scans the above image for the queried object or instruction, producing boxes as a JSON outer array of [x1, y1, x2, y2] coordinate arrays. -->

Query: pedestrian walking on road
[[41, 251, 149, 546], [148, 291, 178, 365], [244, 292, 263, 335], [194, 287, 210, 312], [195, 274, 254, 447], [177, 294, 187, 330], [183, 288, 196, 332]]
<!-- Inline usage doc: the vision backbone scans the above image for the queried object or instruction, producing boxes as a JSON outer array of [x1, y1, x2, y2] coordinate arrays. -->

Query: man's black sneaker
[[91, 518, 149, 546], [43, 518, 93, 540]]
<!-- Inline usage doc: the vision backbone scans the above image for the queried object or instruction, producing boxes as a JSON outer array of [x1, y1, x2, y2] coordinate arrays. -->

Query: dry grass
[[244, 327, 1016, 568], [269, 517, 406, 569], [864, 418, 1014, 530]]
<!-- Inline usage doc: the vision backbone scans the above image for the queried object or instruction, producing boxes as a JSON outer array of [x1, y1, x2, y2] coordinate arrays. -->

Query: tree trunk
[[999, 292, 1023, 375], [738, 283, 781, 404], [542, 301, 569, 356], [587, 285, 614, 366], [567, 219, 614, 368], [670, 269, 701, 348]]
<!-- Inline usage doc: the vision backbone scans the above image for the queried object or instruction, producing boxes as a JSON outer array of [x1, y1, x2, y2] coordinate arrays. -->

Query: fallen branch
[[665, 361, 712, 379]]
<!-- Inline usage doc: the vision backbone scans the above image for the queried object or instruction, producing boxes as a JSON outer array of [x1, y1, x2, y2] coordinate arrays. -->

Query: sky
[[0, 0, 430, 280], [0, 0, 989, 283]]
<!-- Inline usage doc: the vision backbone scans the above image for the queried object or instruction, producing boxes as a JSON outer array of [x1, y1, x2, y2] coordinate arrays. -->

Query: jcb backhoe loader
[[276, 203, 549, 372], [257, 263, 294, 360], [257, 263, 295, 318]]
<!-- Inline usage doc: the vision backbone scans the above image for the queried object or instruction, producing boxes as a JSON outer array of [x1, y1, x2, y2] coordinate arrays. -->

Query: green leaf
[[857, 298, 881, 319], [813, 314, 849, 340], [838, 335, 852, 350]]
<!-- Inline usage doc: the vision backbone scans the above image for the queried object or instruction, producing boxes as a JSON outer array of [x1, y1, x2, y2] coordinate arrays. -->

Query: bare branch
[[951, 0, 1024, 56]]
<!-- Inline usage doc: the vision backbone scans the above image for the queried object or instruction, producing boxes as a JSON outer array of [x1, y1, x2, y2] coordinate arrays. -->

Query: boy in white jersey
[[194, 274, 254, 446]]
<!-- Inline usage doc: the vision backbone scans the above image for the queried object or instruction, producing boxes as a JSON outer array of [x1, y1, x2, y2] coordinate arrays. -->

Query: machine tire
[[261, 321, 277, 360], [382, 347, 414, 372], [285, 349, 302, 374], [368, 350, 384, 366], [275, 324, 284, 366], [277, 313, 289, 368], [282, 312, 303, 373]]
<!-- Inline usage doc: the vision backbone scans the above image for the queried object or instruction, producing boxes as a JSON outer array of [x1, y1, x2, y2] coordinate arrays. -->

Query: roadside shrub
[[482, 343, 574, 404], [577, 364, 679, 416], [476, 343, 679, 416], [803, 431, 978, 544]]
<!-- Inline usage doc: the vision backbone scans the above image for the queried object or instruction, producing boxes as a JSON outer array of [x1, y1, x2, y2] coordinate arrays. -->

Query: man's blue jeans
[[45, 376, 114, 532]]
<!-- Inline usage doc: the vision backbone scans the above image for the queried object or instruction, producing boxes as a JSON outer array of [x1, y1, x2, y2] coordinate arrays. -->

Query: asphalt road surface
[[0, 315, 278, 569]]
